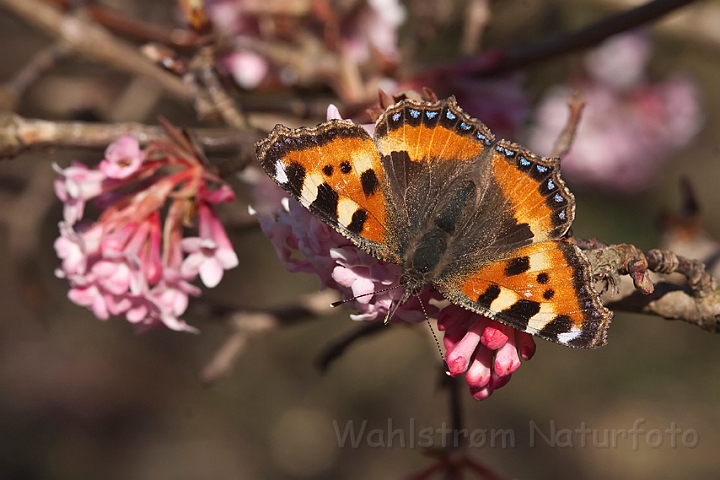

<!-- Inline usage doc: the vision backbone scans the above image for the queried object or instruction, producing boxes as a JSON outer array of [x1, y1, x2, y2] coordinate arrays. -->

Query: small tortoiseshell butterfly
[[255, 97, 612, 348]]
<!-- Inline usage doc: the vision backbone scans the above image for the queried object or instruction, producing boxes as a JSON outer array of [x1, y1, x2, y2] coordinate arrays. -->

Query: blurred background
[[1, 0, 720, 478]]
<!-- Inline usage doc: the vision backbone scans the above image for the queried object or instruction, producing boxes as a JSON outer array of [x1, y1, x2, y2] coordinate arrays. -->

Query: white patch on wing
[[300, 172, 323, 205], [489, 288, 520, 312], [353, 151, 375, 173], [274, 159, 288, 184], [338, 197, 359, 227], [557, 327, 582, 344], [529, 251, 553, 272], [526, 303, 557, 331]]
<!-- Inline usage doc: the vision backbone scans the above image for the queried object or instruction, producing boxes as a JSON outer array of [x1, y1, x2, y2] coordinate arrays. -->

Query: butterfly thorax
[[399, 229, 450, 299]]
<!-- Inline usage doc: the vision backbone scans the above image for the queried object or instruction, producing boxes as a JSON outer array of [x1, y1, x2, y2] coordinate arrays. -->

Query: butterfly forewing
[[255, 120, 398, 262]]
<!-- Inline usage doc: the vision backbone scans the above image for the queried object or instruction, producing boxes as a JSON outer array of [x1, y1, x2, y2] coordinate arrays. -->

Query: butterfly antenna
[[417, 295, 446, 366], [329, 285, 402, 308]]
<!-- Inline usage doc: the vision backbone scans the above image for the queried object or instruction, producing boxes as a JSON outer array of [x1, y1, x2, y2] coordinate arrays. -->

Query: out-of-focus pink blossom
[[54, 134, 238, 333], [528, 32, 702, 192], [342, 0, 406, 64], [222, 50, 269, 90], [53, 162, 107, 225], [99, 135, 143, 179]]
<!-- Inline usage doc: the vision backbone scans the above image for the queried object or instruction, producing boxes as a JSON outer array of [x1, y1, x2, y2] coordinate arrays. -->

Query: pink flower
[[222, 50, 269, 90], [54, 133, 238, 332], [181, 203, 239, 288], [341, 0, 406, 64], [151, 268, 202, 317], [99, 135, 143, 179], [53, 162, 107, 224], [439, 306, 535, 401]]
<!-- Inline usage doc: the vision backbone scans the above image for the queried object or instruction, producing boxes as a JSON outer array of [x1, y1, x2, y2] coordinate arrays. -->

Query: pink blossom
[[528, 32, 702, 192], [151, 269, 202, 317], [341, 0, 405, 64], [439, 306, 534, 401], [68, 281, 109, 320], [181, 203, 239, 287], [222, 50, 269, 90], [99, 135, 143, 179], [54, 134, 238, 332], [53, 162, 107, 224]]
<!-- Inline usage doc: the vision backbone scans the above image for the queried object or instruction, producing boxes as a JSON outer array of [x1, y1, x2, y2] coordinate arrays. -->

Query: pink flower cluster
[[251, 106, 536, 400], [54, 134, 238, 332], [439, 306, 536, 401], [528, 32, 702, 192]]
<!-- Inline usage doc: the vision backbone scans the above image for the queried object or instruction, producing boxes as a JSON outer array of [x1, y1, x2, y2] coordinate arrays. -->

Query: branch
[[0, 0, 192, 101], [0, 113, 261, 163], [424, 0, 700, 78], [198, 290, 340, 383], [550, 91, 585, 158], [579, 239, 720, 332]]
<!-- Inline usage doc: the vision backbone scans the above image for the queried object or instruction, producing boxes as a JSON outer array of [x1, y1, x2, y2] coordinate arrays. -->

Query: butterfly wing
[[373, 98, 611, 348], [255, 120, 399, 263], [439, 139, 611, 348]]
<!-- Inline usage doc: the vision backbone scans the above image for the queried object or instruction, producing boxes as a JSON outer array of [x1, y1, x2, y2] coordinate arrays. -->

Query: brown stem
[[0, 113, 261, 163], [198, 290, 340, 383], [550, 91, 585, 158], [425, 0, 700, 78]]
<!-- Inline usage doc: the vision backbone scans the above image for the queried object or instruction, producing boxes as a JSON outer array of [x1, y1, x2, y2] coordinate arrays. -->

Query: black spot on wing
[[346, 209, 368, 234], [543, 288, 555, 300], [540, 315, 573, 342], [476, 284, 501, 309], [536, 273, 549, 284], [285, 162, 306, 196], [322, 164, 333, 176], [340, 161, 352, 174], [505, 256, 530, 276], [310, 183, 339, 221], [498, 299, 540, 330], [360, 169, 380, 197]]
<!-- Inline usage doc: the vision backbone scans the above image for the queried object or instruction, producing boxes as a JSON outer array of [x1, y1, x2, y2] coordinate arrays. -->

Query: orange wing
[[255, 120, 398, 263]]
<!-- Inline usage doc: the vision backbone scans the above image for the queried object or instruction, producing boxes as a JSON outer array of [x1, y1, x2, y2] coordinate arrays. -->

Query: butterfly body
[[256, 97, 612, 348]]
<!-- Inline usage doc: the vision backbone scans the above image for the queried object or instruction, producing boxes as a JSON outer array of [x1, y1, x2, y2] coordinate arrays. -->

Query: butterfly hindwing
[[437, 240, 611, 348], [255, 120, 397, 262]]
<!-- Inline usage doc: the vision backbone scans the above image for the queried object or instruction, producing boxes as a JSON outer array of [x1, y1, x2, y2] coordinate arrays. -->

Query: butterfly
[[255, 97, 612, 348]]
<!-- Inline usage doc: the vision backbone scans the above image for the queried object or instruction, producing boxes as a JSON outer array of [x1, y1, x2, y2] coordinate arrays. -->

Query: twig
[[577, 239, 720, 332], [0, 113, 261, 161], [550, 91, 585, 158], [424, 0, 700, 78], [0, 43, 69, 111], [192, 47, 249, 129], [85, 4, 204, 50], [314, 321, 387, 373], [199, 290, 340, 383], [460, 0, 491, 56], [0, 0, 192, 101]]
